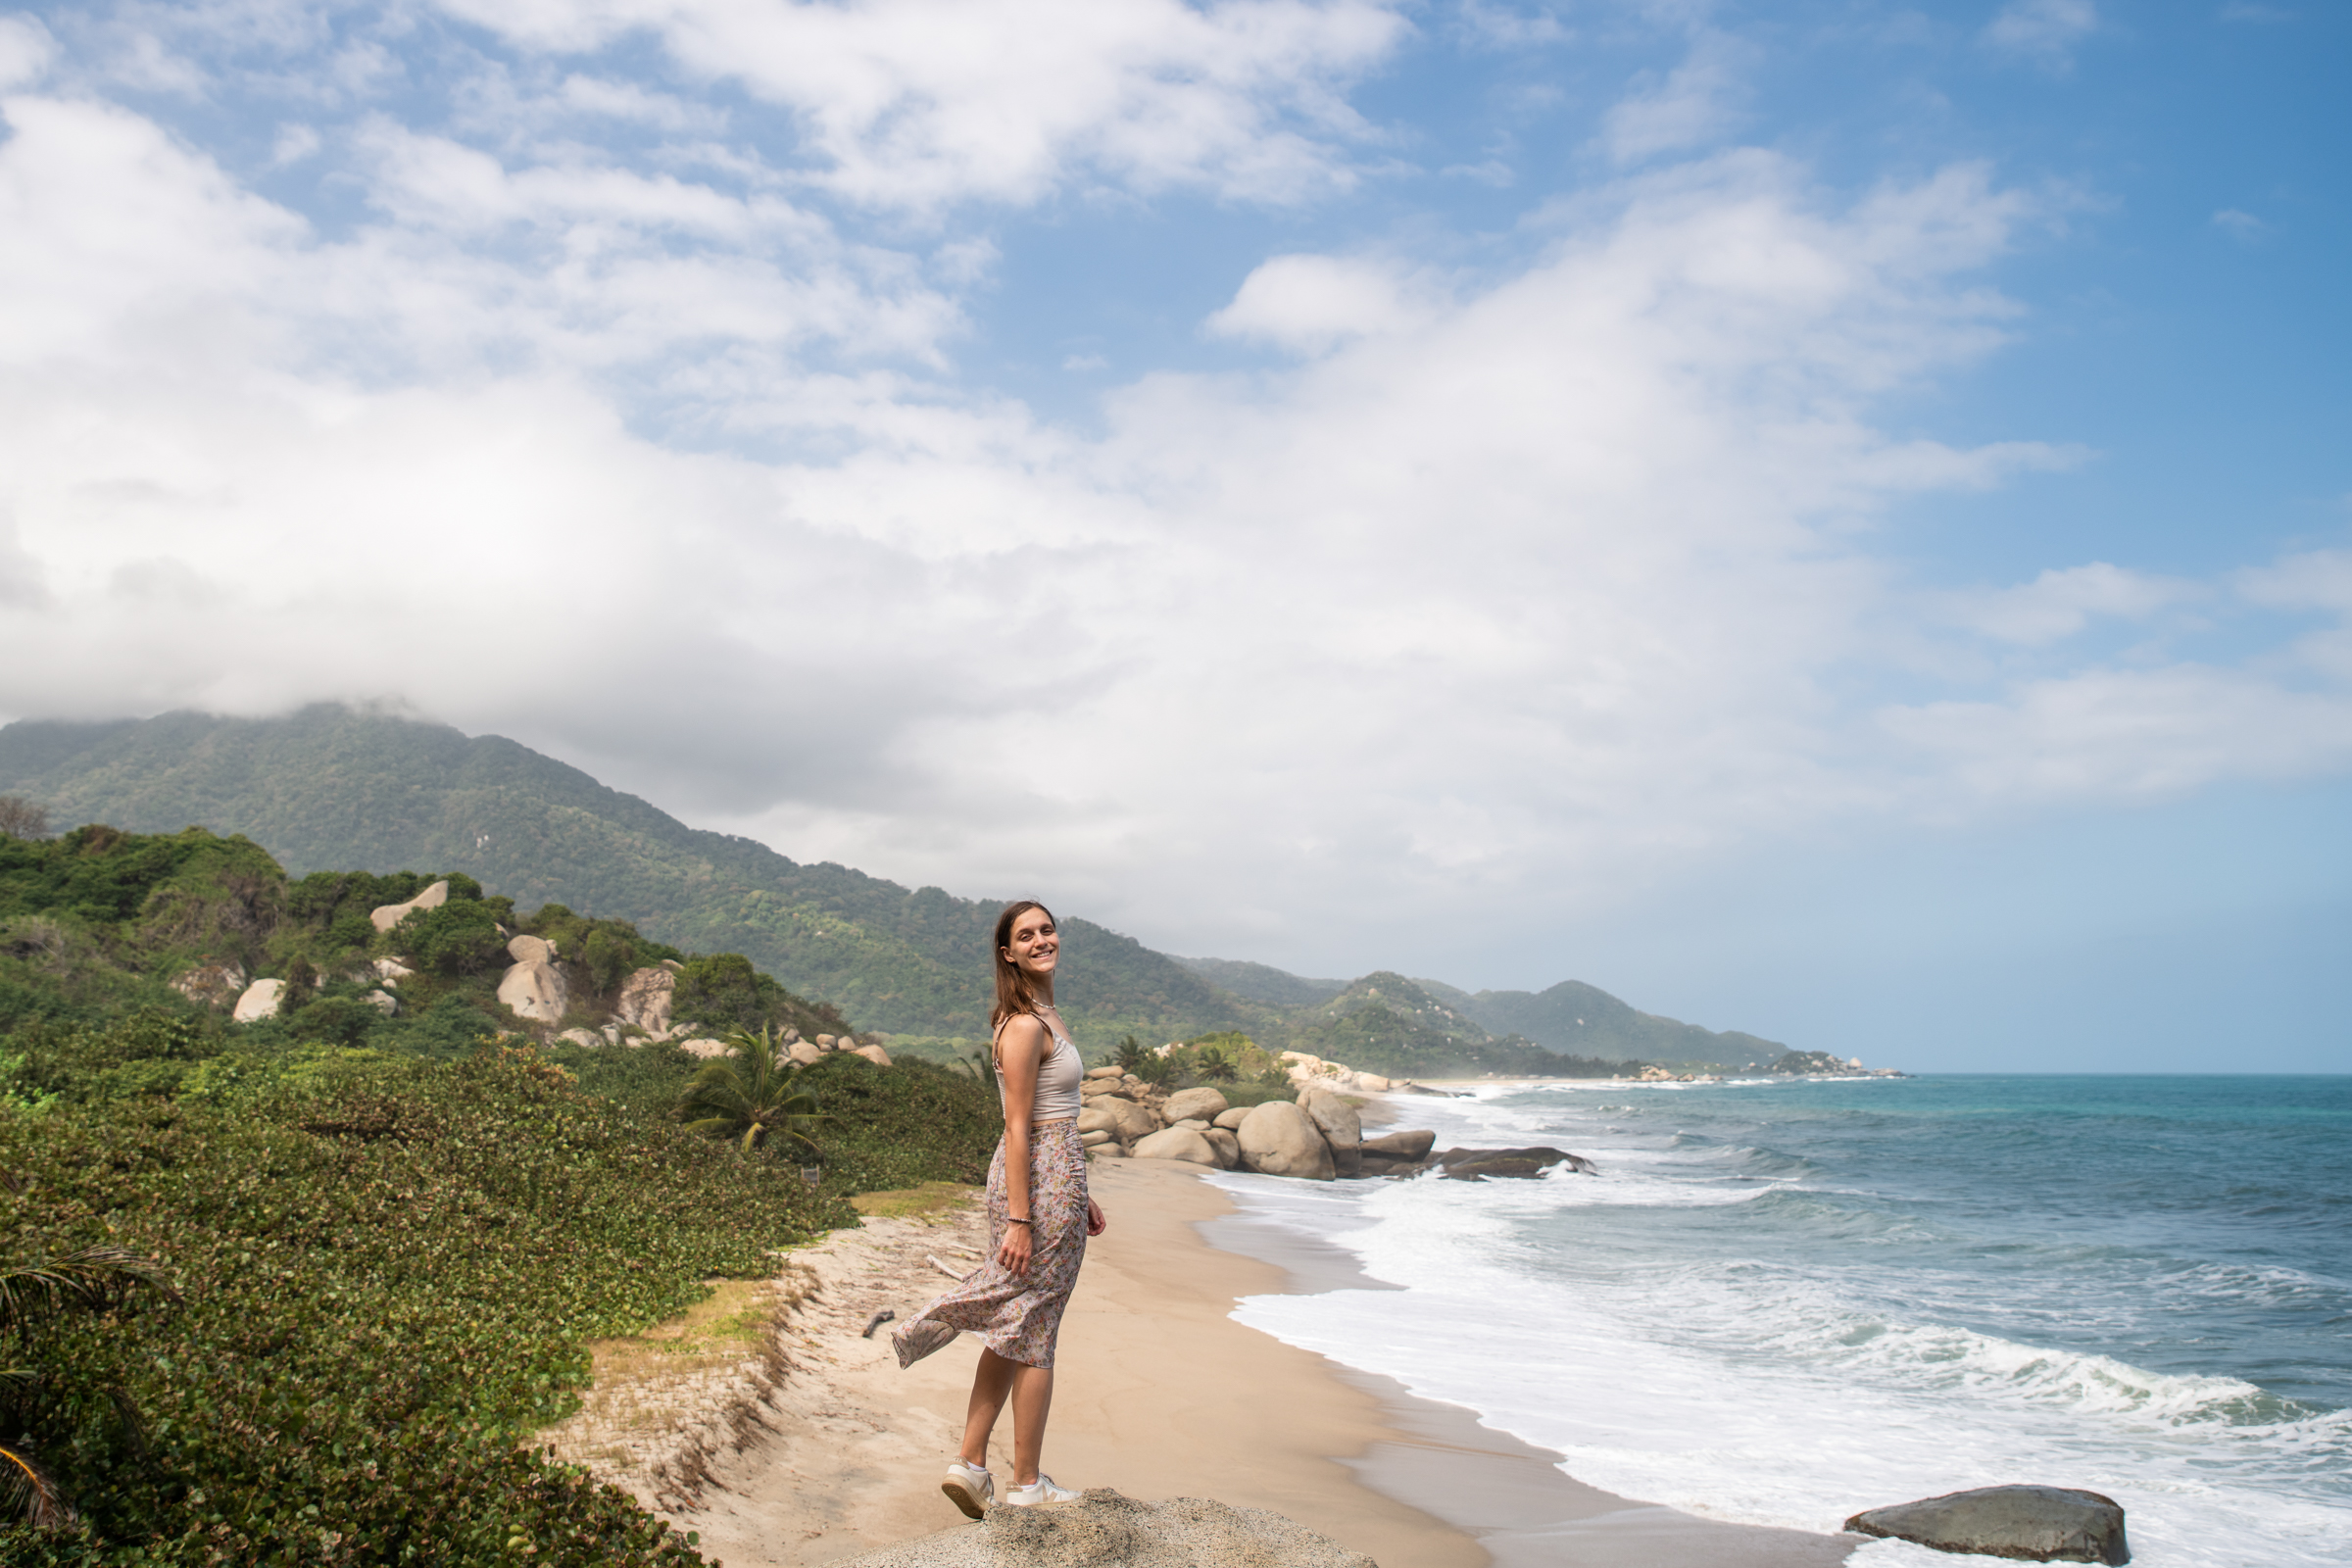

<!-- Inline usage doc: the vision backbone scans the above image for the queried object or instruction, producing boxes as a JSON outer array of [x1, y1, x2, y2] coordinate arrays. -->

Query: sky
[[0, 1, 2345, 1071]]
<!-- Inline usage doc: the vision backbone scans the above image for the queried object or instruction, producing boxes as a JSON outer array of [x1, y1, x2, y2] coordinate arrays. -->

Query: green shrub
[[399, 901, 507, 978], [0, 1043, 850, 1562]]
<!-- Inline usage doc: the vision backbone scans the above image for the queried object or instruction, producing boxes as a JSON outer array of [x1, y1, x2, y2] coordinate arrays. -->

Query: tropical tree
[[1, 1243, 174, 1528], [1113, 1035, 1146, 1073], [677, 1025, 823, 1156]]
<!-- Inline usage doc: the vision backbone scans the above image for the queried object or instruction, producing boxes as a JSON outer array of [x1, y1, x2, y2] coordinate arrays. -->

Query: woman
[[893, 899, 1107, 1515]]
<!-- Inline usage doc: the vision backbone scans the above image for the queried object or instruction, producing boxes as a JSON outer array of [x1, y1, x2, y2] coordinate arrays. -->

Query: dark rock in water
[[1361, 1129, 1437, 1160], [1844, 1486, 2130, 1564], [1433, 1147, 1598, 1181], [824, 1487, 1376, 1568]]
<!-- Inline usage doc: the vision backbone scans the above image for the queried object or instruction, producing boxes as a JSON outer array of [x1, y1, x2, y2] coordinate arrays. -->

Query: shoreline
[[641, 1155, 1857, 1567]]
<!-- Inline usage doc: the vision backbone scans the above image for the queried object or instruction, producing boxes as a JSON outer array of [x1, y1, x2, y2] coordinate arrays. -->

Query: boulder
[[1238, 1102, 1335, 1180], [1080, 1129, 1112, 1148], [1352, 1073, 1393, 1092], [372, 957, 415, 984], [823, 1487, 1372, 1568], [1102, 1098, 1159, 1142], [1212, 1105, 1251, 1131], [1076, 1104, 1123, 1137], [1162, 1086, 1230, 1124], [660, 957, 684, 973], [678, 1038, 728, 1059], [497, 959, 569, 1024], [816, 1034, 838, 1050], [1168, 1118, 1210, 1133], [365, 990, 400, 1016], [1298, 1088, 1361, 1150], [507, 934, 555, 964], [1080, 1078, 1124, 1099], [1844, 1486, 2130, 1565], [1133, 1127, 1220, 1167], [369, 879, 449, 933], [231, 978, 285, 1023], [853, 1044, 893, 1066], [789, 1041, 823, 1067], [1202, 1128, 1241, 1170], [1434, 1147, 1598, 1181], [1089, 1144, 1129, 1159], [171, 961, 247, 1009], [1361, 1128, 1437, 1160], [1085, 1065, 1125, 1080], [616, 966, 675, 1032], [559, 1027, 603, 1049]]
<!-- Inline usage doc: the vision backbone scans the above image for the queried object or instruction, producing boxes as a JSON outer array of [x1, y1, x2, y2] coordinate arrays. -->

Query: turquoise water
[[1216, 1075, 2352, 1568]]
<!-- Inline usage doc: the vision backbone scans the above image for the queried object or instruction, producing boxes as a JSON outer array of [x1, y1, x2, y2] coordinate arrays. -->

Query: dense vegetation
[[0, 822, 1000, 1562]]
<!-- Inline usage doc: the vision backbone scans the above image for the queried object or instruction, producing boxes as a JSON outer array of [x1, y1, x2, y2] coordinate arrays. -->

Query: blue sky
[[0, 2, 2344, 1070]]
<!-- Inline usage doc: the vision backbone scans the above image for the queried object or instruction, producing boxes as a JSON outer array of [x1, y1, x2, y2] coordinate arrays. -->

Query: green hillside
[[1412, 976, 1785, 1069], [1280, 971, 1636, 1079], [0, 708, 1253, 1047]]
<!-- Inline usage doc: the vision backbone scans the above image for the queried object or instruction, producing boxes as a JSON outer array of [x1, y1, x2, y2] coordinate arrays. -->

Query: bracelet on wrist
[[1005, 1217, 1033, 1226]]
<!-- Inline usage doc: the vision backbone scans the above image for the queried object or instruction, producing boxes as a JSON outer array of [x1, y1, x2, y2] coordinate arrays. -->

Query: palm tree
[[1, 1244, 174, 1528], [678, 1025, 823, 1156]]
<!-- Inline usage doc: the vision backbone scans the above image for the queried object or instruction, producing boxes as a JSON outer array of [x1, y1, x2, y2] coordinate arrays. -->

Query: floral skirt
[[893, 1121, 1090, 1371]]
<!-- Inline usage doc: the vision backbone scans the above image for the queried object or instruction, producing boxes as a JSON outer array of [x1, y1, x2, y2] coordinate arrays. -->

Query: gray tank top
[[997, 1013, 1083, 1123]]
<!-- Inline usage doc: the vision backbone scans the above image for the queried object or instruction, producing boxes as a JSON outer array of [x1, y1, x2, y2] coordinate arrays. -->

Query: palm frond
[[0, 1246, 175, 1334], [0, 1439, 71, 1530], [676, 1025, 826, 1157]]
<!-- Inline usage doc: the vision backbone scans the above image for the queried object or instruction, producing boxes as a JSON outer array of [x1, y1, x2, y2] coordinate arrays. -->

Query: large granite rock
[[1298, 1088, 1361, 1150], [1844, 1486, 2130, 1565], [369, 879, 448, 933], [1360, 1129, 1436, 1160], [1201, 1128, 1241, 1170], [371, 956, 415, 984], [1076, 1104, 1122, 1137], [231, 977, 285, 1023], [1161, 1087, 1230, 1124], [1133, 1127, 1220, 1167], [614, 965, 675, 1033], [853, 1043, 894, 1066], [497, 959, 568, 1024], [1434, 1147, 1597, 1181], [1092, 1097, 1159, 1143], [827, 1487, 1374, 1568], [507, 933, 556, 964], [1238, 1101, 1334, 1180], [1212, 1106, 1250, 1131], [790, 1040, 823, 1066], [172, 961, 247, 1009]]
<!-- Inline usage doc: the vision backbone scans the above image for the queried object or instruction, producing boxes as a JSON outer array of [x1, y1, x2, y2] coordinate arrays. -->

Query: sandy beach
[[569, 1156, 1861, 1568]]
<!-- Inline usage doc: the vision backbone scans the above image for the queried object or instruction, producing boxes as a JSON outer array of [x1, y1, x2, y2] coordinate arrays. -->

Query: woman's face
[[1003, 906, 1059, 979]]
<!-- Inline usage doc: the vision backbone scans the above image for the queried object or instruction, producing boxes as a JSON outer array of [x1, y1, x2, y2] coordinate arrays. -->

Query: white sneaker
[[1002, 1473, 1080, 1506], [941, 1460, 993, 1519]]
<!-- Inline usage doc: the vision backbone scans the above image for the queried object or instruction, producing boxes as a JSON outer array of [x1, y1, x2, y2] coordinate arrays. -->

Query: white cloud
[[2212, 207, 2268, 242], [1948, 563, 2200, 645], [1984, 0, 2098, 64], [429, 0, 1412, 210], [0, 15, 57, 91], [1602, 29, 1748, 165], [1204, 253, 1436, 352], [0, 12, 2344, 968]]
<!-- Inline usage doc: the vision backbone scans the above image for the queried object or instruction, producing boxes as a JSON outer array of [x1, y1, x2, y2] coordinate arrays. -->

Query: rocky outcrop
[[369, 879, 448, 933], [365, 990, 399, 1016], [172, 961, 247, 1009], [1845, 1486, 2130, 1565], [1132, 1126, 1221, 1167], [789, 1040, 822, 1066], [852, 1043, 893, 1066], [231, 977, 285, 1022], [1433, 1147, 1598, 1181], [507, 934, 556, 964], [826, 1487, 1374, 1568], [1361, 1128, 1436, 1161], [615, 965, 676, 1034], [498, 959, 568, 1024], [1237, 1101, 1335, 1181], [371, 957, 415, 984], [1202, 1128, 1241, 1169], [1160, 1086, 1229, 1124], [1211, 1105, 1250, 1131]]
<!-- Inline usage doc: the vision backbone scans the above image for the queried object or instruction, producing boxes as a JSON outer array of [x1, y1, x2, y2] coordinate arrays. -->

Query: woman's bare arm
[[995, 1015, 1049, 1275]]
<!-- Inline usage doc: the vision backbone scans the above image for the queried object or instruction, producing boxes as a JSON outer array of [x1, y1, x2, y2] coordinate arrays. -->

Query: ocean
[[1207, 1075, 2352, 1568]]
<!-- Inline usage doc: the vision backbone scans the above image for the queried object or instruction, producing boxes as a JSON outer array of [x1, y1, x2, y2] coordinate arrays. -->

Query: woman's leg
[[958, 1348, 1018, 1467], [958, 1349, 1057, 1484], [1007, 1361, 1055, 1486]]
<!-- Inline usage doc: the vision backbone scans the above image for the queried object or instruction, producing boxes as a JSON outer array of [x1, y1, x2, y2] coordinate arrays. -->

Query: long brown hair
[[991, 899, 1057, 1034]]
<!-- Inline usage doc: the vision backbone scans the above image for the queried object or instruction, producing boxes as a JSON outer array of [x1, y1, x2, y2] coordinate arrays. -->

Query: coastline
[[646, 1155, 1859, 1568]]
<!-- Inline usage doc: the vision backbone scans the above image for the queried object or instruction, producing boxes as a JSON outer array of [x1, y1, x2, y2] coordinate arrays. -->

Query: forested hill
[[0, 707, 1249, 1046], [1, 707, 1792, 1070]]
